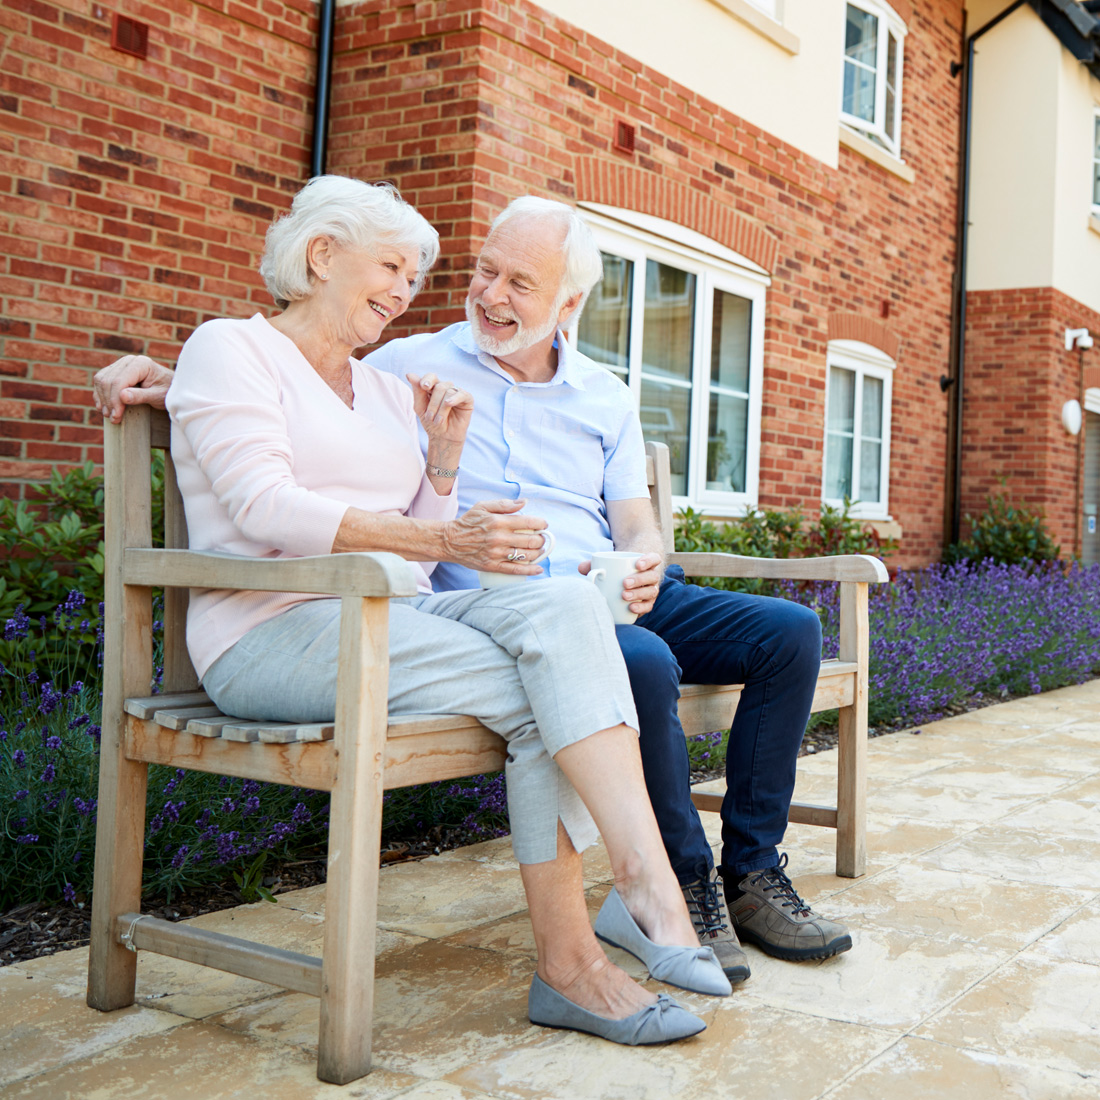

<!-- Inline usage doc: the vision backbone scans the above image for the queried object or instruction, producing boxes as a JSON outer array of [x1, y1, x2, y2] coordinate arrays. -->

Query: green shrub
[[945, 493, 1060, 567], [674, 499, 892, 594], [0, 463, 105, 624]]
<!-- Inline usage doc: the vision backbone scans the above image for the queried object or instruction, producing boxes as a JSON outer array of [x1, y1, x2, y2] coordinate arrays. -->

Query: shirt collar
[[453, 322, 588, 390]]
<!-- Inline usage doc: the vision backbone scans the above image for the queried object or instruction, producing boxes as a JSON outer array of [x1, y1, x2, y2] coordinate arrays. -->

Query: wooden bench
[[88, 408, 888, 1084]]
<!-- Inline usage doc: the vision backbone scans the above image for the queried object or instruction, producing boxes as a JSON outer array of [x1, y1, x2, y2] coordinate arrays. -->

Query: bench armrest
[[123, 548, 420, 599], [669, 552, 889, 584]]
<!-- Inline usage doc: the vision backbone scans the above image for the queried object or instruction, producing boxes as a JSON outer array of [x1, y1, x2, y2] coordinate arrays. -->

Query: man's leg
[[614, 624, 709, 883], [641, 568, 851, 961], [617, 613, 750, 981]]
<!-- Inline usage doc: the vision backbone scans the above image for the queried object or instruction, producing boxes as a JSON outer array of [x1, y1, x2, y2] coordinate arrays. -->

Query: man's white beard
[[466, 295, 560, 358]]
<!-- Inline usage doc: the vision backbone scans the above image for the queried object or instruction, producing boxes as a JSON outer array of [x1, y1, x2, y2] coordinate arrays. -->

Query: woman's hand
[[442, 499, 550, 575], [93, 355, 175, 422], [407, 372, 472, 447]]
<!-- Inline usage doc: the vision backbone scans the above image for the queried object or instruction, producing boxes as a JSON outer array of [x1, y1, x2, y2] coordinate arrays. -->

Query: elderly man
[[94, 196, 851, 981]]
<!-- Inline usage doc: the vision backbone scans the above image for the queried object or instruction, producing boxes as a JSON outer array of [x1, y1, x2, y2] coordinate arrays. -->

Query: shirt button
[[507, 429, 516, 438]]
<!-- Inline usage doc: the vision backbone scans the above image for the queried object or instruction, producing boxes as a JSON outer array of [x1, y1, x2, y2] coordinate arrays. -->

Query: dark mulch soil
[[0, 703, 981, 969]]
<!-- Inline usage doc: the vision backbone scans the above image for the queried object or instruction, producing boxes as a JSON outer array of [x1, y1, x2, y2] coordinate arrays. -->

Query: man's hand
[[93, 355, 175, 423], [578, 551, 663, 617], [442, 499, 550, 575]]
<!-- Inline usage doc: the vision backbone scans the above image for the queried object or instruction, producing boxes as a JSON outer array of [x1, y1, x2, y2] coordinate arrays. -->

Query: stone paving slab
[[2, 680, 1099, 1099]]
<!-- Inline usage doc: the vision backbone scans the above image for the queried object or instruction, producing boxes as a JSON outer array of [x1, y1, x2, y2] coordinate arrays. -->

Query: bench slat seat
[[90, 410, 888, 1085]]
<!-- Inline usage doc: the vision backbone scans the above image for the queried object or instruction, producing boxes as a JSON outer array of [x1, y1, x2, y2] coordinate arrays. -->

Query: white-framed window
[[841, 1, 905, 157], [1092, 109, 1100, 211], [570, 208, 768, 512], [823, 340, 894, 519]]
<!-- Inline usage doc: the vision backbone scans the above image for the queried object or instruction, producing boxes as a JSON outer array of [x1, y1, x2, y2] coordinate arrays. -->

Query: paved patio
[[2, 680, 1099, 1099]]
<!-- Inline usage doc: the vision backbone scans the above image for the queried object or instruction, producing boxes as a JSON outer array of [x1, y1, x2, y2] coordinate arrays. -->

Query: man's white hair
[[259, 175, 440, 309], [488, 196, 603, 313]]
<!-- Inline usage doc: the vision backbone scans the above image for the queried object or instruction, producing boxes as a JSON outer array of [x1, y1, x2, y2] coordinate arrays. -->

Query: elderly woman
[[163, 175, 727, 1046]]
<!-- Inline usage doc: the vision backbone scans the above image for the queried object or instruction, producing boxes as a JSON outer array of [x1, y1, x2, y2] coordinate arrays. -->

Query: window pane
[[827, 366, 856, 434], [825, 434, 854, 500], [707, 392, 749, 492], [844, 64, 877, 122], [577, 252, 632, 375], [642, 261, 695, 382], [640, 377, 691, 495], [862, 376, 883, 440], [711, 290, 751, 392], [843, 7, 878, 122], [845, 5, 877, 65], [885, 34, 898, 141], [860, 440, 882, 503]]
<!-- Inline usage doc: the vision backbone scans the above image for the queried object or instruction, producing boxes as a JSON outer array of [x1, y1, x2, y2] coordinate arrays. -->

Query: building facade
[[961, 0, 1100, 563], [4, 0, 1097, 566]]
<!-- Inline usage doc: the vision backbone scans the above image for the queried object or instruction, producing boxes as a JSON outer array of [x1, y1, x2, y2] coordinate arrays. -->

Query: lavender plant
[[1, 591, 510, 909], [786, 559, 1100, 729]]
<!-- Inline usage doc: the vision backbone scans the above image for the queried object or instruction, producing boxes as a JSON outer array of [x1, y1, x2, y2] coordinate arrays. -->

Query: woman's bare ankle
[[537, 954, 656, 1020]]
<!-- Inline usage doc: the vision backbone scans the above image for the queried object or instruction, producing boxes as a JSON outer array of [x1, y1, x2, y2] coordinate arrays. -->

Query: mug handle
[[531, 529, 556, 565], [586, 567, 606, 584]]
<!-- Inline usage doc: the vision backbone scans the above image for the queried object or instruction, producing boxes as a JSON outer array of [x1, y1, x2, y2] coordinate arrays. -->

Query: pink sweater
[[166, 314, 458, 679]]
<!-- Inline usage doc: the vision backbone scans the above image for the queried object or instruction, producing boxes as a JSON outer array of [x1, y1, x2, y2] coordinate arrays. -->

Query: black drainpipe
[[310, 0, 336, 178], [948, 0, 1031, 545]]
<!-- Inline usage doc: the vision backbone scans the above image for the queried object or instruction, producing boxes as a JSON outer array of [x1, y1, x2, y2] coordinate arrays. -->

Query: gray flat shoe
[[594, 887, 733, 997], [528, 974, 706, 1045]]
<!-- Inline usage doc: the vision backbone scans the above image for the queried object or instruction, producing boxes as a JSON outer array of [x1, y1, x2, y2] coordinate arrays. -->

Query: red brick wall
[[2, 0, 965, 565], [0, 0, 317, 496], [329, 0, 964, 567], [962, 286, 1100, 557]]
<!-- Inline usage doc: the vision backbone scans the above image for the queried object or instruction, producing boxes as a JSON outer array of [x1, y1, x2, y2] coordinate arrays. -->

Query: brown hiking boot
[[681, 864, 750, 983], [722, 854, 852, 961]]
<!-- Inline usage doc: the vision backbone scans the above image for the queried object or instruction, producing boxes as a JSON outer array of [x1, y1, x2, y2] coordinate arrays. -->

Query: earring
[[319, 273, 328, 280]]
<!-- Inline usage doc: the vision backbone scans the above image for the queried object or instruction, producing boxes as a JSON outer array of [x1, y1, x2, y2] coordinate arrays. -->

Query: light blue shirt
[[365, 322, 649, 591]]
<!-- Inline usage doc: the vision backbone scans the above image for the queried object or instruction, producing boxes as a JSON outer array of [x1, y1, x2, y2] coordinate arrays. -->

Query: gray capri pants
[[202, 576, 640, 864]]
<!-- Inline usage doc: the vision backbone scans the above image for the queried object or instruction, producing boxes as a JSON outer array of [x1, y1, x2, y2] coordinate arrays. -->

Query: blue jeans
[[618, 566, 822, 881]]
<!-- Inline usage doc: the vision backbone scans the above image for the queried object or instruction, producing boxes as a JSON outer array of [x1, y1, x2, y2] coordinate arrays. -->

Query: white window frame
[[568, 208, 768, 514], [822, 339, 894, 520], [744, 0, 779, 18], [1092, 108, 1100, 214], [840, 0, 906, 158]]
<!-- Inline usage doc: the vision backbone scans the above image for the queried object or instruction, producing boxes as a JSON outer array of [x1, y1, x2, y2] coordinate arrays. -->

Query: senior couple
[[95, 176, 850, 1046]]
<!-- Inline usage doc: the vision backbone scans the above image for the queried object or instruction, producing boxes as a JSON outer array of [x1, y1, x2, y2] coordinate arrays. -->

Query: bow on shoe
[[627, 994, 688, 1045], [648, 946, 722, 988]]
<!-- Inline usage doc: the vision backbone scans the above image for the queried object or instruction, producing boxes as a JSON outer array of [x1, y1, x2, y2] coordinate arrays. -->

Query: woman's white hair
[[260, 175, 440, 308], [488, 196, 603, 312]]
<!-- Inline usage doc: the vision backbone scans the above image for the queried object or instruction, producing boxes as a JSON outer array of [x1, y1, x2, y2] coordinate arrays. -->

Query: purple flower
[[12, 749, 26, 768], [63, 882, 77, 903], [16, 834, 38, 845], [12, 789, 28, 802]]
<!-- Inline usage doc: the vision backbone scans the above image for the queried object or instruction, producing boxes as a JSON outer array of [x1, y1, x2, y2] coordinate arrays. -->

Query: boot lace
[[746, 853, 811, 917], [683, 869, 730, 940]]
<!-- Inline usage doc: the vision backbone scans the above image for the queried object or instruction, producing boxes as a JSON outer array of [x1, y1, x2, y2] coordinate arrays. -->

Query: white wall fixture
[[1062, 399, 1083, 435], [1065, 327, 1094, 351]]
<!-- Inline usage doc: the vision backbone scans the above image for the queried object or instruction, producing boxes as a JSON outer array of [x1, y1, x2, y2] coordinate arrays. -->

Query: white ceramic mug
[[477, 529, 556, 588], [586, 550, 645, 625]]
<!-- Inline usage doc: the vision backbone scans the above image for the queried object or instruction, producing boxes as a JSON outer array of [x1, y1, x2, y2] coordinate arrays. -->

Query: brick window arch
[[572, 158, 780, 275], [827, 312, 901, 361]]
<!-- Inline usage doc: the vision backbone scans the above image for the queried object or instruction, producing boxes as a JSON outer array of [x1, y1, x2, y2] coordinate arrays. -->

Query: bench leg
[[835, 582, 868, 878], [317, 597, 389, 1085], [87, 709, 149, 1010]]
